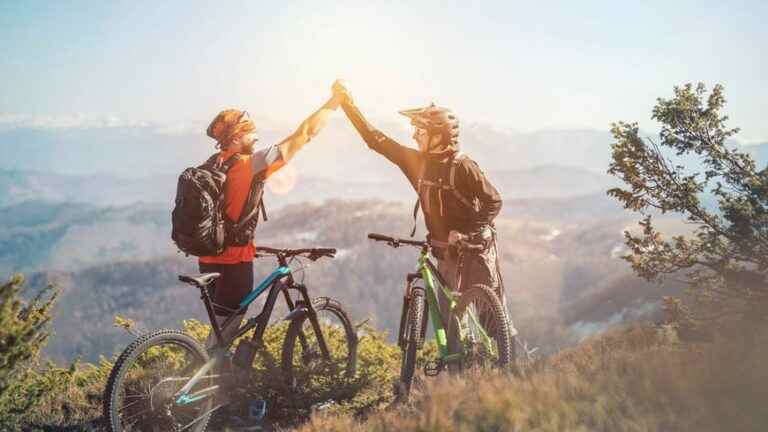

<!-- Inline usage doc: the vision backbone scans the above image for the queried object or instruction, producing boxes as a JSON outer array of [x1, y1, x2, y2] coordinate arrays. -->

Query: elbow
[[482, 199, 502, 220]]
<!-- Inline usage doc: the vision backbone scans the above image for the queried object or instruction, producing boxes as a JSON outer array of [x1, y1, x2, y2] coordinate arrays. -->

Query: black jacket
[[342, 100, 502, 241]]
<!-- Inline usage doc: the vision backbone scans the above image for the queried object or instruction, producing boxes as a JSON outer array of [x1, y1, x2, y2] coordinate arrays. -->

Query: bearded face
[[238, 131, 259, 155]]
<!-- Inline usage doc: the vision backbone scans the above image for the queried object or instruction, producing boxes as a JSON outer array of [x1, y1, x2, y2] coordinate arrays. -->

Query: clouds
[[0, 113, 148, 132]]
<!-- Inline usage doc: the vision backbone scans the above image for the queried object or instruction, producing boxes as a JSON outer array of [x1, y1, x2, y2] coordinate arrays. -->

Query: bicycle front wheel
[[103, 329, 213, 432], [398, 287, 425, 398], [447, 284, 512, 373], [281, 297, 357, 394]]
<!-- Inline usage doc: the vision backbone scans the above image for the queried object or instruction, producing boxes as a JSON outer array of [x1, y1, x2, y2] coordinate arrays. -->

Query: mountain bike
[[367, 233, 513, 397], [103, 246, 357, 432]]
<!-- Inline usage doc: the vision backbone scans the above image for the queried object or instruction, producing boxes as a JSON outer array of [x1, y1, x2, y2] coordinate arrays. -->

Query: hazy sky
[[1, 0, 766, 142]]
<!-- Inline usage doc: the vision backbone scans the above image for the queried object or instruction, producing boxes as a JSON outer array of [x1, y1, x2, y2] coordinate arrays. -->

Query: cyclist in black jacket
[[333, 81, 517, 338]]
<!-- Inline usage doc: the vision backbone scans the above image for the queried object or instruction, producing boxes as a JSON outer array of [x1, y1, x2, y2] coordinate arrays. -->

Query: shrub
[[0, 274, 58, 430]]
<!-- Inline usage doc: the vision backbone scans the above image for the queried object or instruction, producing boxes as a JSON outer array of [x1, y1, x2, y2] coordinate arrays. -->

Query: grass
[[12, 321, 768, 431], [296, 325, 768, 432]]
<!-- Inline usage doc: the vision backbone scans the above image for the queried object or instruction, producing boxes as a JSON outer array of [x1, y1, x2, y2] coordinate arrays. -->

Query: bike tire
[[398, 287, 425, 398], [447, 284, 512, 373], [103, 329, 212, 432], [280, 297, 357, 392]]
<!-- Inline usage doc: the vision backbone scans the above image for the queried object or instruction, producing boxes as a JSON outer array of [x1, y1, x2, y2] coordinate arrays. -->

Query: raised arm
[[333, 81, 421, 185], [250, 93, 340, 179]]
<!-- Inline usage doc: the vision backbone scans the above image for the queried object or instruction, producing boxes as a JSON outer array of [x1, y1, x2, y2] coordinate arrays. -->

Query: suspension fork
[[398, 273, 422, 349], [276, 254, 329, 360], [297, 283, 331, 359], [278, 255, 318, 357]]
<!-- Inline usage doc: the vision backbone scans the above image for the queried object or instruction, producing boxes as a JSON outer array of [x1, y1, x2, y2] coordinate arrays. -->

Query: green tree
[[0, 274, 58, 429], [607, 83, 767, 323]]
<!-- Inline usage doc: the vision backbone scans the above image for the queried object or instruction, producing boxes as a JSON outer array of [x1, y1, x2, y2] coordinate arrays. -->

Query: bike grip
[[368, 233, 391, 242], [315, 248, 337, 255]]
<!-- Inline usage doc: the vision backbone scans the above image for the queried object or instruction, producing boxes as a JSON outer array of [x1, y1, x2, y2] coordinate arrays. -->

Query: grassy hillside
[[12, 320, 767, 431], [297, 326, 768, 432]]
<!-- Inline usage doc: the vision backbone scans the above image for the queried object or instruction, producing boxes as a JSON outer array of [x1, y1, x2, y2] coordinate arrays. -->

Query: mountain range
[[1, 124, 752, 364]]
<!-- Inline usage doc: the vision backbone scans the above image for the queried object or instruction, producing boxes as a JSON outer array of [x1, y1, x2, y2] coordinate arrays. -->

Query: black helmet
[[399, 103, 459, 152]]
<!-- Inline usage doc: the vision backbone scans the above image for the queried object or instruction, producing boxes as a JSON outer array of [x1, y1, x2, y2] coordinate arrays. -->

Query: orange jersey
[[198, 97, 337, 264], [199, 146, 284, 264]]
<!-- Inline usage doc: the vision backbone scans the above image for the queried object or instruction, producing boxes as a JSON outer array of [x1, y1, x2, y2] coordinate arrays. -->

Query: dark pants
[[199, 261, 254, 317], [437, 230, 517, 337]]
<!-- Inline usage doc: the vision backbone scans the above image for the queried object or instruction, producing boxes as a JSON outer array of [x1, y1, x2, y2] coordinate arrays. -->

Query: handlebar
[[367, 232, 485, 251], [367, 233, 392, 242], [367, 233, 428, 249], [255, 246, 337, 261]]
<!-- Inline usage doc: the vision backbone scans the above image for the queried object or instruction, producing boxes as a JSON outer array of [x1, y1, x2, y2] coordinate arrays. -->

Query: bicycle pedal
[[248, 399, 267, 421], [423, 359, 444, 377]]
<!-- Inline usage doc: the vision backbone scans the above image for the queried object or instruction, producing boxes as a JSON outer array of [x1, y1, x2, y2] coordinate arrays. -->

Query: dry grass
[[296, 325, 768, 432], [15, 323, 768, 431]]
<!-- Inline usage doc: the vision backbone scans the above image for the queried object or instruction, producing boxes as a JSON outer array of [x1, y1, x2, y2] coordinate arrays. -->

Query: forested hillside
[[7, 198, 680, 363]]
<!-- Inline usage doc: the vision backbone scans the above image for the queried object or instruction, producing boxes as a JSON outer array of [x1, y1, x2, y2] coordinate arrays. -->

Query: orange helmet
[[206, 109, 257, 150]]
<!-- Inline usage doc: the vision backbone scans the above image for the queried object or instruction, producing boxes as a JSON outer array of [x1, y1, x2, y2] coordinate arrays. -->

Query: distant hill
[[3, 122, 764, 181], [0, 163, 620, 209], [0, 123, 617, 179], [8, 198, 679, 363]]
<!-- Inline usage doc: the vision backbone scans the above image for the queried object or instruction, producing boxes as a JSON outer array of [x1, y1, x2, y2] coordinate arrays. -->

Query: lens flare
[[267, 162, 298, 195]]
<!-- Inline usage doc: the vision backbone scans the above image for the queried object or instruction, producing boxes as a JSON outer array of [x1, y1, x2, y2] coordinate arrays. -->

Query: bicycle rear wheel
[[281, 297, 357, 394], [447, 284, 512, 373], [103, 329, 213, 432]]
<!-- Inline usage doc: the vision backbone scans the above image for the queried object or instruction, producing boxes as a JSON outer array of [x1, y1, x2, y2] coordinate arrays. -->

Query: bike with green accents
[[368, 233, 512, 397], [103, 246, 357, 432]]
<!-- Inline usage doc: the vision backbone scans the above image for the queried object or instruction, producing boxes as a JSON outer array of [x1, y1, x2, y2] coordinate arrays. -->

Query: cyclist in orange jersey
[[199, 84, 343, 345]]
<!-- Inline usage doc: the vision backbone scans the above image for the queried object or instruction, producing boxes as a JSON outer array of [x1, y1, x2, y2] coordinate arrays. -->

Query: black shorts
[[198, 261, 254, 316]]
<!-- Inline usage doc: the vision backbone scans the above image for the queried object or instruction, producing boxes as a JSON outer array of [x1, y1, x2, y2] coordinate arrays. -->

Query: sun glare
[[266, 162, 298, 195]]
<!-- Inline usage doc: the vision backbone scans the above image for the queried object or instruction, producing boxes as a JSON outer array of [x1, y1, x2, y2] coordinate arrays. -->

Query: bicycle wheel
[[397, 287, 425, 398], [447, 284, 512, 373], [103, 329, 213, 432], [280, 297, 357, 393]]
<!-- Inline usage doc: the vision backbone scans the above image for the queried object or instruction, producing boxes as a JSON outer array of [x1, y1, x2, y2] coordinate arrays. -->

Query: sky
[[1, 0, 766, 142]]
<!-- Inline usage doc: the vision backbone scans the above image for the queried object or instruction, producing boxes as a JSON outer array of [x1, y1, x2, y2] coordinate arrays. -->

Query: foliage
[[607, 83, 768, 322], [0, 274, 59, 430], [10, 305, 768, 431], [181, 319, 402, 426], [13, 316, 402, 430]]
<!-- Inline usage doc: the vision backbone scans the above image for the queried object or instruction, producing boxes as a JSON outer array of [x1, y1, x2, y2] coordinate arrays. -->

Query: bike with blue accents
[[103, 246, 357, 432]]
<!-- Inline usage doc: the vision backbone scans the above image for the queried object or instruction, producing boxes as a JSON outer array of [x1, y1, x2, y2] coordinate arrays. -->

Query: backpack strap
[[228, 173, 267, 240], [218, 153, 242, 171], [447, 153, 477, 211], [410, 153, 480, 238], [202, 152, 241, 172], [411, 159, 429, 237]]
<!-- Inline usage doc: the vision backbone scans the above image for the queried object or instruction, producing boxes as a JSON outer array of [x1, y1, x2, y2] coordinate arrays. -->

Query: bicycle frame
[[173, 258, 330, 410], [408, 247, 495, 366]]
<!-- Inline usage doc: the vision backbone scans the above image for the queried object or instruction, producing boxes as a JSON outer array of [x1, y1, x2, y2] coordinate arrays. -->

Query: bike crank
[[423, 359, 444, 376]]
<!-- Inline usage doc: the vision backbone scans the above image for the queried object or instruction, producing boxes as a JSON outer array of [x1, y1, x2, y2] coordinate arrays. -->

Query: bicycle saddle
[[178, 272, 221, 287]]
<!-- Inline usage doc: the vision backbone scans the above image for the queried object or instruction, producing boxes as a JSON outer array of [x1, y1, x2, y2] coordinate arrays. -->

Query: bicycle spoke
[[117, 397, 145, 412], [107, 331, 213, 432]]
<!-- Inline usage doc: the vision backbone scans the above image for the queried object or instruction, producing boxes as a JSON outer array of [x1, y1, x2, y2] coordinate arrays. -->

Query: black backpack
[[171, 153, 267, 256], [410, 152, 478, 237]]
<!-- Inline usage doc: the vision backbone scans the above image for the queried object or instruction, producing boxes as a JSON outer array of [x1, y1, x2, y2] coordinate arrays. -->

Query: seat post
[[198, 283, 224, 344]]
